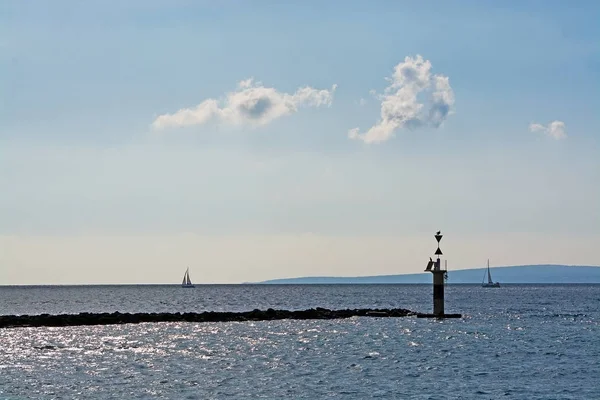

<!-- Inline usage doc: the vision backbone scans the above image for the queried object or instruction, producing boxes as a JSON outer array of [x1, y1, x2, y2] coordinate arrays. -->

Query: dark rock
[[0, 307, 422, 329]]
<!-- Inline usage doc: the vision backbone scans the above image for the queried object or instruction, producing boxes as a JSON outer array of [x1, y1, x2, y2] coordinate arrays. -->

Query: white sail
[[482, 259, 500, 287], [182, 267, 194, 287]]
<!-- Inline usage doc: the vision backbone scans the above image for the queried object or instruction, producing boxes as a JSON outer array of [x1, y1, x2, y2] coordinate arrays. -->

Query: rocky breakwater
[[0, 307, 417, 329]]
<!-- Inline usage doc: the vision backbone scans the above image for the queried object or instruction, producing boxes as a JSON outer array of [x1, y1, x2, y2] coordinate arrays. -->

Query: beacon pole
[[422, 231, 457, 318]]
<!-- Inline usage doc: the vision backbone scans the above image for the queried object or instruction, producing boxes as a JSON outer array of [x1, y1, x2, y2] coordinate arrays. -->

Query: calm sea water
[[0, 284, 598, 399]]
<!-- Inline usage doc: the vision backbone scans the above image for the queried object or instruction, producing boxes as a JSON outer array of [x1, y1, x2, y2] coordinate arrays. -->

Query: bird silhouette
[[436, 230, 441, 235]]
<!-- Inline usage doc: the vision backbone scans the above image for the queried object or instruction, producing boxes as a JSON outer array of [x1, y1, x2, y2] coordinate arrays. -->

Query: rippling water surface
[[1, 284, 598, 399]]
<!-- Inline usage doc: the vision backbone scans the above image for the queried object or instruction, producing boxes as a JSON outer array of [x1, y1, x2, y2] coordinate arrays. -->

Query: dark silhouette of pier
[[0, 307, 454, 329]]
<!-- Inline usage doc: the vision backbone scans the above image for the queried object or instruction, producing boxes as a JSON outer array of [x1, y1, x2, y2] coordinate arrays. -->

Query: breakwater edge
[[0, 307, 430, 329]]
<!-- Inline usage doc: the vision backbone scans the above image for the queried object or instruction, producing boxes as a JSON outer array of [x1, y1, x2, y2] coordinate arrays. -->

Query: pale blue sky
[[1, 1, 599, 283]]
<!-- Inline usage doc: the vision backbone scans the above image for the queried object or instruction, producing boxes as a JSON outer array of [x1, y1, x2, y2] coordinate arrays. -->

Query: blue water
[[0, 284, 598, 399]]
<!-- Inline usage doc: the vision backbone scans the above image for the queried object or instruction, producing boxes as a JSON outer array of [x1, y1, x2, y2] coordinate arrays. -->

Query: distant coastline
[[256, 265, 600, 284]]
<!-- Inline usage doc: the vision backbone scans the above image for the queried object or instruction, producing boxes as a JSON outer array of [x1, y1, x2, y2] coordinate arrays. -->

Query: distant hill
[[257, 265, 600, 284]]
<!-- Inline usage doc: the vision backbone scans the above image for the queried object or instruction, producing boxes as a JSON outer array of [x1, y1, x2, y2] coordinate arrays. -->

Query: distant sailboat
[[181, 267, 195, 288], [482, 259, 500, 287]]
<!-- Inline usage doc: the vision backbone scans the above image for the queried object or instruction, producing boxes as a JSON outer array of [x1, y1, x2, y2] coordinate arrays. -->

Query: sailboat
[[181, 267, 195, 288], [482, 259, 500, 287]]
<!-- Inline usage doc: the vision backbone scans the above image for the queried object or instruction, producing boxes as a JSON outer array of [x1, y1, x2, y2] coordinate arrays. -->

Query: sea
[[0, 284, 598, 399]]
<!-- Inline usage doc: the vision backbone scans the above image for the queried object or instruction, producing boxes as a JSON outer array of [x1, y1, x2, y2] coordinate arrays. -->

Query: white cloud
[[152, 79, 337, 130], [349, 55, 455, 144], [529, 120, 567, 140]]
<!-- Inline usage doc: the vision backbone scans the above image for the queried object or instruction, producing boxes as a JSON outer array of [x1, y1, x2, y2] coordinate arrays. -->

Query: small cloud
[[349, 55, 455, 144], [152, 79, 337, 130], [529, 120, 567, 140], [348, 127, 360, 140], [357, 98, 367, 106]]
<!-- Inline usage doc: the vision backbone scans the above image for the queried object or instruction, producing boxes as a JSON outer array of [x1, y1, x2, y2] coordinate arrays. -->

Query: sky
[[1, 1, 599, 284]]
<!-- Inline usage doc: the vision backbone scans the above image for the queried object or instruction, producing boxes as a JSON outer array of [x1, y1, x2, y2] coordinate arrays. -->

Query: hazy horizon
[[2, 233, 600, 285], [2, 262, 600, 286], [1, 1, 599, 285]]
